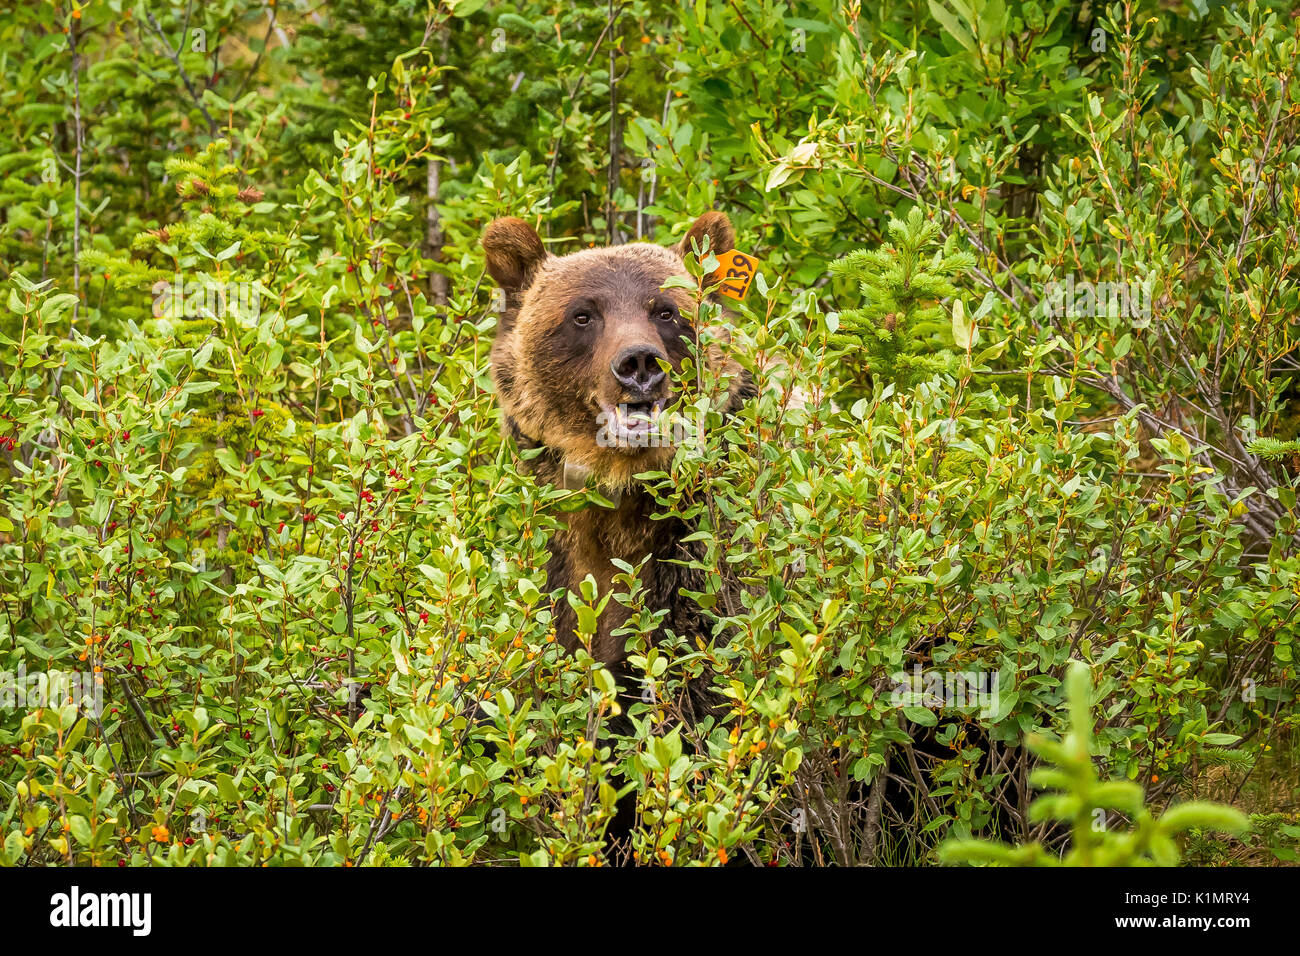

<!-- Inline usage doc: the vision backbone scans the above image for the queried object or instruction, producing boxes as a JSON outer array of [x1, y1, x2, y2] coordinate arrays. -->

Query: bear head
[[482, 212, 743, 490]]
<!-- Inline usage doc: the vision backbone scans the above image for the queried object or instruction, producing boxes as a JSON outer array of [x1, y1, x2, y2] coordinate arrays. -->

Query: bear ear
[[482, 217, 547, 303], [673, 211, 734, 260]]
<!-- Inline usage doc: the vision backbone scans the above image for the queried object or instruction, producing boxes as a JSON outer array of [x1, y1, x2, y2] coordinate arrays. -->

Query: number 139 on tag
[[708, 249, 759, 300]]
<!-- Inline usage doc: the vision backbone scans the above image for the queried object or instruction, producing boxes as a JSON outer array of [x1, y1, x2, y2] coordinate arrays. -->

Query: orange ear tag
[[707, 249, 760, 300]]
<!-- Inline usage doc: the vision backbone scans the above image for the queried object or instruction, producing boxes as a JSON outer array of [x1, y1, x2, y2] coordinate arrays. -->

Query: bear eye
[[572, 311, 592, 327], [655, 306, 677, 323]]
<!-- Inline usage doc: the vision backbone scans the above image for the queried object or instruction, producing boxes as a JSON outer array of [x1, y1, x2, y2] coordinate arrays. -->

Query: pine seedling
[[939, 661, 1250, 866], [828, 207, 975, 387]]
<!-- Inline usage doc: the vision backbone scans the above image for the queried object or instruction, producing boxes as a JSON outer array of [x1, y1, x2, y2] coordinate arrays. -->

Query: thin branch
[[145, 9, 219, 136]]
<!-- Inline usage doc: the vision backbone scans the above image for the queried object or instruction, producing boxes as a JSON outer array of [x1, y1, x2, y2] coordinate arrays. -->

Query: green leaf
[[903, 706, 938, 727]]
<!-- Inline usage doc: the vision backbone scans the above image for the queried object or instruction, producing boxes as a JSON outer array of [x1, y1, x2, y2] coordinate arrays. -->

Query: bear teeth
[[610, 401, 661, 436]]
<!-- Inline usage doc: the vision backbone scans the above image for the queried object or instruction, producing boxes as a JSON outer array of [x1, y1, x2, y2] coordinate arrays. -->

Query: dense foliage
[[0, 0, 1296, 866]]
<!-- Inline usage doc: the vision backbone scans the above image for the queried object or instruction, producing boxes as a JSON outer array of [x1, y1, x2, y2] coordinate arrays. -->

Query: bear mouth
[[602, 399, 666, 445]]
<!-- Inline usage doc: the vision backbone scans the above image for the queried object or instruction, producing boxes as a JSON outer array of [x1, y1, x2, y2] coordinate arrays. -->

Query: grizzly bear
[[481, 212, 754, 720]]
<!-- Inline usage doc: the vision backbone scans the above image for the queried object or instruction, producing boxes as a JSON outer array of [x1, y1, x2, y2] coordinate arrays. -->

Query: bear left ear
[[673, 211, 734, 260], [483, 217, 548, 306]]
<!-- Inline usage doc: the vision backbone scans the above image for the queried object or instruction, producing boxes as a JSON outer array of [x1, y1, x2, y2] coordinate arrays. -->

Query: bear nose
[[611, 345, 667, 394]]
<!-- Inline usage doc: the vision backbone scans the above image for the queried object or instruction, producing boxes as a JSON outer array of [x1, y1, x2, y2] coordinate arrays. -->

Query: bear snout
[[610, 344, 667, 396]]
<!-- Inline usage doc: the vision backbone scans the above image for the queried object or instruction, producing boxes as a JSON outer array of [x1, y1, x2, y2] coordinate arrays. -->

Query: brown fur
[[482, 214, 753, 676]]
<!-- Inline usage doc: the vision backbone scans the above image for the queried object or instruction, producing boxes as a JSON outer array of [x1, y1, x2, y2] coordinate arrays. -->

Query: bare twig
[[145, 9, 219, 135]]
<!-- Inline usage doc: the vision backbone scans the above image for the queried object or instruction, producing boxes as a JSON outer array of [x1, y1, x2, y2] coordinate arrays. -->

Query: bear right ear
[[482, 217, 547, 308], [673, 211, 735, 260]]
